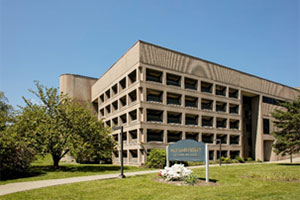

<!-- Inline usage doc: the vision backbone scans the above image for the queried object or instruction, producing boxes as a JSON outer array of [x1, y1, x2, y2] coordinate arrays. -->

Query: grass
[[0, 154, 147, 185], [1, 163, 299, 200]]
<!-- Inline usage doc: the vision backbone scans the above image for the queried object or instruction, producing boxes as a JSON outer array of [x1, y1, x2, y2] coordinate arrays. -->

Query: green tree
[[19, 82, 114, 167], [271, 96, 300, 163], [0, 92, 36, 180], [146, 149, 166, 169]]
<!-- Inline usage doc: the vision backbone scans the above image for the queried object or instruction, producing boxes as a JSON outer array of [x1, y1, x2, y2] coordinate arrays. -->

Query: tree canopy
[[271, 96, 300, 163]]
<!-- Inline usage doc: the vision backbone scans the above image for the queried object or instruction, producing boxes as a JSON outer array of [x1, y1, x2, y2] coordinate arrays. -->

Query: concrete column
[[163, 129, 168, 144], [182, 112, 186, 126], [162, 71, 166, 85], [163, 110, 167, 124], [182, 131, 186, 139], [198, 132, 202, 142], [255, 95, 264, 161]]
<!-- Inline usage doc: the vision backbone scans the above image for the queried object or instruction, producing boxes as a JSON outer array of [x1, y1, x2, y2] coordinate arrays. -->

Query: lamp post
[[112, 126, 125, 178], [215, 139, 222, 166]]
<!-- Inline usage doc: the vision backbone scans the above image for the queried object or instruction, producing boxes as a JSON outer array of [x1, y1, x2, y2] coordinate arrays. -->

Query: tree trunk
[[290, 153, 293, 163], [52, 154, 61, 168]]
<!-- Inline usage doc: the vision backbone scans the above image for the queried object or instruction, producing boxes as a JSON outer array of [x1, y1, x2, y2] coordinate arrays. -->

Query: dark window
[[201, 81, 213, 93], [263, 96, 285, 106], [230, 151, 240, 159], [146, 89, 163, 103], [230, 135, 239, 145], [230, 119, 239, 130], [129, 110, 137, 121], [167, 92, 181, 106], [112, 100, 118, 111], [130, 150, 138, 158], [105, 105, 111, 114], [185, 114, 198, 126], [185, 96, 198, 108], [216, 101, 227, 112], [147, 129, 163, 142], [217, 151, 228, 159], [166, 73, 181, 87], [147, 109, 163, 122], [216, 118, 227, 128], [105, 89, 110, 99], [100, 94, 104, 103], [201, 99, 213, 110], [263, 118, 270, 134], [202, 133, 214, 143], [216, 134, 227, 144], [167, 131, 182, 143], [229, 104, 239, 114], [112, 84, 118, 95], [112, 117, 118, 126], [216, 85, 226, 96], [128, 70, 137, 84], [229, 88, 239, 99], [146, 69, 162, 83], [185, 132, 198, 141], [120, 114, 127, 124], [128, 90, 137, 103], [184, 77, 197, 90], [202, 116, 213, 127], [167, 112, 182, 124], [119, 95, 127, 107], [119, 77, 126, 90]]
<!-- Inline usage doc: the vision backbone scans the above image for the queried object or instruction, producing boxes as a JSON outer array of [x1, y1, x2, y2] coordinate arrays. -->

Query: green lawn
[[1, 163, 299, 200], [0, 154, 147, 185]]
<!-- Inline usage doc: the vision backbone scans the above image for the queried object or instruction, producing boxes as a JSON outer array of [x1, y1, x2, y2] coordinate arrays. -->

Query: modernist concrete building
[[60, 41, 300, 165]]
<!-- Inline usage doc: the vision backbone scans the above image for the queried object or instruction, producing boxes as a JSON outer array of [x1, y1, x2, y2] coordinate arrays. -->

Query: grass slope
[[1, 164, 299, 200]]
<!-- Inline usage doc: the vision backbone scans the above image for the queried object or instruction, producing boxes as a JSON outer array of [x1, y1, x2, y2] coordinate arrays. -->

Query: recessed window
[[105, 120, 111, 127], [202, 116, 213, 127], [128, 90, 137, 103], [147, 129, 163, 142], [147, 109, 163, 122], [167, 112, 182, 124], [112, 117, 118, 126], [128, 69, 137, 85], [167, 92, 181, 106], [216, 134, 227, 144], [185, 114, 198, 126], [201, 81, 213, 93], [112, 100, 118, 111], [119, 95, 127, 107], [185, 96, 198, 108], [201, 99, 213, 110], [100, 108, 104, 116], [217, 151, 228, 159], [167, 131, 182, 143], [186, 132, 198, 141], [263, 118, 270, 134], [105, 104, 111, 114], [230, 119, 239, 130], [146, 89, 163, 103], [230, 135, 240, 145], [184, 77, 197, 90], [129, 109, 137, 121], [146, 68, 162, 83], [216, 85, 226, 96], [129, 130, 137, 140], [119, 77, 126, 90], [229, 88, 239, 99], [202, 133, 214, 143], [216, 118, 227, 128], [112, 84, 118, 95], [130, 150, 138, 158], [230, 151, 240, 159], [120, 114, 127, 124], [167, 73, 181, 87], [216, 101, 227, 112], [100, 94, 104, 103], [105, 89, 110, 99], [229, 104, 239, 114]]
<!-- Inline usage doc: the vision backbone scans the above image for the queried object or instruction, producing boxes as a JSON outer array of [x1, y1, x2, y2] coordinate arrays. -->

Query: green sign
[[168, 139, 206, 162]]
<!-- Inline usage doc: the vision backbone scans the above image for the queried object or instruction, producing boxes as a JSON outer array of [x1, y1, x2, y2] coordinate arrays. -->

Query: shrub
[[0, 131, 36, 180], [146, 149, 166, 169], [160, 164, 192, 181], [235, 156, 245, 163], [184, 174, 199, 185], [247, 157, 253, 162]]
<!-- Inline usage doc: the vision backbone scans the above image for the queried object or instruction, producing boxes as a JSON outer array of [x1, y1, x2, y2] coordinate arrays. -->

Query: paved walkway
[[1, 157, 299, 196]]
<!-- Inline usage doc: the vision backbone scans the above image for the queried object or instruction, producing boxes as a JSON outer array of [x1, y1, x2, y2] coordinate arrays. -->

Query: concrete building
[[60, 41, 300, 165]]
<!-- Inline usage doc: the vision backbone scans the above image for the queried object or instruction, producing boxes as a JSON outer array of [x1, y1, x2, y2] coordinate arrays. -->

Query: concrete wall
[[60, 74, 98, 104]]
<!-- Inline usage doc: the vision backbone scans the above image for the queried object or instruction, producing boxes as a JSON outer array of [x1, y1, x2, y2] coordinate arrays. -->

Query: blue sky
[[1, 0, 299, 108]]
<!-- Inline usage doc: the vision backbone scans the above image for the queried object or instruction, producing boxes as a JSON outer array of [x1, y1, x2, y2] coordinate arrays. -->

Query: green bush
[[184, 174, 199, 185], [146, 149, 166, 169], [247, 157, 253, 162], [235, 156, 245, 163], [0, 131, 36, 180]]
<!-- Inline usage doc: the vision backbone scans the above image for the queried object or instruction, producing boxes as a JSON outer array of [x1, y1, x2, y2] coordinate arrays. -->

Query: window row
[[146, 129, 240, 145], [99, 69, 137, 103], [146, 88, 239, 114], [100, 89, 137, 117], [146, 109, 240, 129], [105, 109, 138, 127], [146, 68, 239, 98], [113, 149, 240, 161]]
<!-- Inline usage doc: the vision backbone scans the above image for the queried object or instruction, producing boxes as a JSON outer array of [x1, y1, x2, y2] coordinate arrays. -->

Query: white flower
[[160, 164, 192, 181]]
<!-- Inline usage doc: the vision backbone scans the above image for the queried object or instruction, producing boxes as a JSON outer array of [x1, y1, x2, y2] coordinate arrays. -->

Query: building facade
[[60, 41, 300, 165]]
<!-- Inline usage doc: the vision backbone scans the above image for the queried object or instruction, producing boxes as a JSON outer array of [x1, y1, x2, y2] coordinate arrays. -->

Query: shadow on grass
[[277, 163, 300, 166], [1, 165, 134, 181], [198, 177, 218, 183]]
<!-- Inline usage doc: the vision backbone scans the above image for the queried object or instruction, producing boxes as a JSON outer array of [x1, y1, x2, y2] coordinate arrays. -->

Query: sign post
[[205, 143, 209, 183], [167, 139, 209, 183]]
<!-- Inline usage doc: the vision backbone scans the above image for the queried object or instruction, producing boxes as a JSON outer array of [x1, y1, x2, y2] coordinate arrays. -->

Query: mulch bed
[[153, 178, 219, 186]]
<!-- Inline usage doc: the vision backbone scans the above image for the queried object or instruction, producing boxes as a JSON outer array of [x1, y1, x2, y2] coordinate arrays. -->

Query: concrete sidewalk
[[1, 157, 299, 196]]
